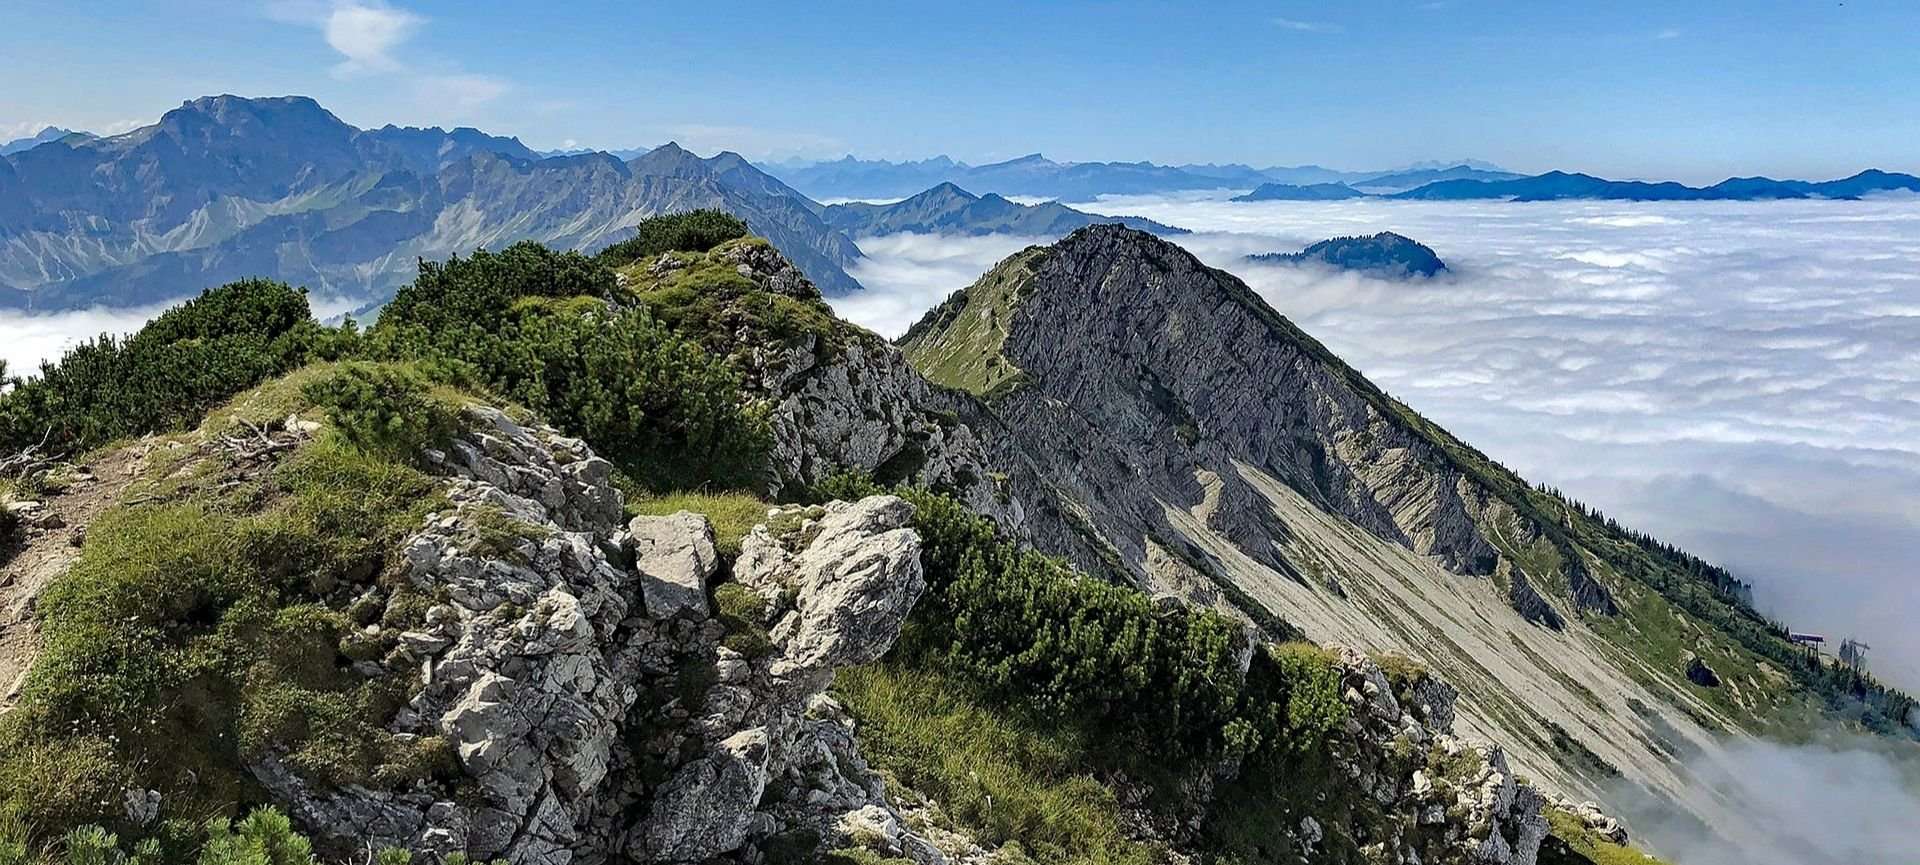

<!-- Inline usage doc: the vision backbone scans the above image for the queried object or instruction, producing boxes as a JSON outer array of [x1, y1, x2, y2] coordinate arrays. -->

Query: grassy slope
[[1539, 809, 1676, 865], [615, 237, 871, 360], [896, 246, 1047, 399], [0, 364, 463, 831]]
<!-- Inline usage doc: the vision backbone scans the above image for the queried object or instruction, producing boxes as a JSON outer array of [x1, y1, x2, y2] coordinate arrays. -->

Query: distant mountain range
[[1233, 165, 1524, 201], [1390, 169, 1920, 201], [1348, 165, 1526, 192], [5, 98, 1912, 312], [1232, 182, 1370, 202], [540, 146, 654, 161], [0, 127, 93, 156], [1247, 231, 1447, 278], [0, 96, 866, 310], [0, 97, 1200, 312], [1237, 168, 1920, 204], [762, 154, 1515, 201], [820, 182, 1186, 237]]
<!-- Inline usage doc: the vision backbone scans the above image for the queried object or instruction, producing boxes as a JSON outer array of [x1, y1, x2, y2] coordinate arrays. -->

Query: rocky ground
[[241, 401, 1571, 865], [250, 405, 956, 864]]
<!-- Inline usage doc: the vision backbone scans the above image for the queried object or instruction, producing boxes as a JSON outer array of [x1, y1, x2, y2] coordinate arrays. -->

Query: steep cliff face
[[895, 225, 1798, 825]]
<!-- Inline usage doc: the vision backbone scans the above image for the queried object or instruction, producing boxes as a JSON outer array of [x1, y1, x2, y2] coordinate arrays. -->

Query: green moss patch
[[628, 491, 769, 558]]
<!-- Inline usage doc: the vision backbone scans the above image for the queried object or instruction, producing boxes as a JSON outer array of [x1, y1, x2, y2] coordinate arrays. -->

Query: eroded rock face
[[695, 243, 1020, 537], [259, 406, 641, 863], [756, 335, 1017, 531], [254, 407, 943, 865]]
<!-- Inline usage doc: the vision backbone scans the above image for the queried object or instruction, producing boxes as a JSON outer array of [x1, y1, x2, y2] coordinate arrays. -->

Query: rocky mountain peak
[[894, 227, 1782, 812], [156, 94, 355, 145], [917, 180, 977, 201]]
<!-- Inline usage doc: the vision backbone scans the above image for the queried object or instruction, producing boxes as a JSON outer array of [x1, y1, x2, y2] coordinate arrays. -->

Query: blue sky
[[2, 0, 1915, 182]]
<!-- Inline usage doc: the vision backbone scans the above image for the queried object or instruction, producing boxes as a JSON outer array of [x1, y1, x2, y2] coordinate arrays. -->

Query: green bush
[[0, 279, 331, 455], [301, 363, 460, 461], [379, 242, 614, 339], [372, 248, 768, 489], [873, 487, 1342, 766], [0, 804, 521, 865], [619, 238, 843, 353], [196, 809, 314, 865], [594, 210, 749, 268]]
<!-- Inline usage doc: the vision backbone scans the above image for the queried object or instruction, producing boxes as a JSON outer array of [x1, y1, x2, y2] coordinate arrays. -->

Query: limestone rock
[[639, 728, 771, 861], [630, 511, 720, 620], [637, 496, 941, 863], [736, 496, 925, 681], [256, 408, 636, 862], [1319, 648, 1549, 865], [252, 407, 951, 864]]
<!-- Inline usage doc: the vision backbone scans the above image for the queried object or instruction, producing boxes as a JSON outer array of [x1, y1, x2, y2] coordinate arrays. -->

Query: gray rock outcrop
[[253, 406, 945, 864], [634, 495, 937, 863], [1313, 648, 1550, 865]]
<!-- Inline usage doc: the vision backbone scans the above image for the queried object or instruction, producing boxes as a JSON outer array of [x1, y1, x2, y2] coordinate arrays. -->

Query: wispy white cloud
[[321, 0, 422, 77], [1655, 28, 1682, 40], [266, 0, 507, 117], [1614, 734, 1920, 865], [0, 120, 57, 141], [414, 73, 509, 113], [837, 233, 1048, 337], [0, 302, 176, 377], [1273, 16, 1343, 33], [836, 194, 1920, 862]]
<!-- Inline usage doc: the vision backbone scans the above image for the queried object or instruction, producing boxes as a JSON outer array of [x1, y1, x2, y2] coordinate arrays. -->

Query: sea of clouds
[[841, 194, 1920, 861]]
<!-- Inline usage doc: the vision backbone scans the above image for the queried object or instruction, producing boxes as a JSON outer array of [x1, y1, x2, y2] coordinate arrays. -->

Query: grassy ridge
[[0, 365, 458, 832]]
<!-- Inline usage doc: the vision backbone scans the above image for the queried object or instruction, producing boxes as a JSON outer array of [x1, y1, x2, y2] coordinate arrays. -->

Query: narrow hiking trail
[[0, 443, 149, 709]]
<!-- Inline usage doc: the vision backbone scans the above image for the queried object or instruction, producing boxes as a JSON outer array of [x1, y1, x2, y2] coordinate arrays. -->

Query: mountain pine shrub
[[0, 279, 339, 456], [593, 209, 749, 268]]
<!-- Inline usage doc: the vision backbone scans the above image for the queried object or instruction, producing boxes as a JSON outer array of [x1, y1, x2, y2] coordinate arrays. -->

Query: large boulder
[[735, 496, 925, 682], [630, 511, 719, 620], [640, 728, 772, 861]]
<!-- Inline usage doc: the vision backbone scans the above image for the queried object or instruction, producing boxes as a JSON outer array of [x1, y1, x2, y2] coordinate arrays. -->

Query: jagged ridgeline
[[0, 214, 1892, 865]]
